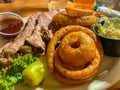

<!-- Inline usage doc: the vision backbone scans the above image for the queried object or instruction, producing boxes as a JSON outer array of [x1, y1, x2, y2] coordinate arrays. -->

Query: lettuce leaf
[[0, 54, 37, 90]]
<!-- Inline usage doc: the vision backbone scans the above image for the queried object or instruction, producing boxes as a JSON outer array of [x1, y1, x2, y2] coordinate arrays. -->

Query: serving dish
[[15, 55, 120, 90], [0, 17, 120, 90], [93, 17, 120, 57], [0, 12, 25, 38]]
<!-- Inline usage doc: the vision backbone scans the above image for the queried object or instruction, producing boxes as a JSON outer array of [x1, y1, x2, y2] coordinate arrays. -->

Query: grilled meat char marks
[[0, 10, 57, 67], [10, 12, 41, 52], [26, 24, 46, 54], [26, 10, 57, 53]]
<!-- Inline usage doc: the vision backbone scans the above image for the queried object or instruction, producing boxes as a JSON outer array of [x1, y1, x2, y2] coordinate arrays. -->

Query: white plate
[[0, 17, 120, 90], [15, 56, 120, 90]]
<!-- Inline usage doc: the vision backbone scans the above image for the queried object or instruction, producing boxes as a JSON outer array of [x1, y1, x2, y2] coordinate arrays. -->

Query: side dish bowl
[[0, 12, 24, 38], [93, 17, 120, 57]]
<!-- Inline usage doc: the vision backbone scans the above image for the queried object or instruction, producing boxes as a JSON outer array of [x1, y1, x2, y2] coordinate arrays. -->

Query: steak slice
[[39, 10, 57, 29], [22, 12, 41, 38], [8, 12, 41, 52], [40, 10, 57, 42], [26, 10, 57, 54], [26, 24, 45, 52]]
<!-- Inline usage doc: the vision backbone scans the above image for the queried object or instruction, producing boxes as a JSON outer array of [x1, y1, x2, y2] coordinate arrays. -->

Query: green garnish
[[0, 54, 37, 90]]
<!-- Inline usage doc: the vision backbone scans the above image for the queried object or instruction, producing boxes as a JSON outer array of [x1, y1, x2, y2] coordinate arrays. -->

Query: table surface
[[0, 0, 120, 90]]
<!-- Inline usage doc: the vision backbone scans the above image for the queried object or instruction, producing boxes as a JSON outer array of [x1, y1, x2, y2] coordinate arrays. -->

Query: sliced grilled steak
[[26, 10, 57, 53], [0, 12, 41, 67], [8, 12, 41, 52], [26, 24, 45, 53], [38, 10, 57, 29], [0, 11, 58, 68], [22, 12, 41, 38], [40, 10, 57, 42]]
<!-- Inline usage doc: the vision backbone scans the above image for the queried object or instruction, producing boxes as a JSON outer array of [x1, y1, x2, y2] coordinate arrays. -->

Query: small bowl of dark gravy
[[0, 12, 24, 38]]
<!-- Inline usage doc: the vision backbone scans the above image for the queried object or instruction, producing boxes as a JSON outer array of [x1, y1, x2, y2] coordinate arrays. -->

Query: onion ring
[[53, 69, 95, 85], [47, 25, 97, 72], [52, 13, 97, 27], [58, 31, 96, 68], [65, 7, 95, 17], [54, 48, 100, 80], [47, 25, 103, 84]]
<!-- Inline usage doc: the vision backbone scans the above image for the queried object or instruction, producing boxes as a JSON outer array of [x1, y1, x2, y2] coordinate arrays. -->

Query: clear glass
[[47, 0, 68, 11], [73, 0, 96, 9]]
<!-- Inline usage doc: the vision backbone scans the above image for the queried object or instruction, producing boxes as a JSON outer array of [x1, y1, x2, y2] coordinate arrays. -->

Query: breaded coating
[[66, 7, 95, 17], [52, 13, 97, 26]]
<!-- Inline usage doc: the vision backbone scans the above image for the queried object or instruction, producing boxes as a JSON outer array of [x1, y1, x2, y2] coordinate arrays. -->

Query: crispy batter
[[58, 31, 96, 68], [66, 7, 95, 17], [53, 69, 96, 85], [54, 49, 100, 80], [52, 13, 97, 26], [47, 25, 103, 85], [47, 25, 97, 72]]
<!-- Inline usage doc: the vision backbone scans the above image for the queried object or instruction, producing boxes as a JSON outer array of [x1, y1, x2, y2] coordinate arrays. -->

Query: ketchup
[[0, 18, 23, 34]]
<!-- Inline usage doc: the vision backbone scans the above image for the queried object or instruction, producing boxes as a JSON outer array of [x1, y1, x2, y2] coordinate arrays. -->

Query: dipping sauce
[[0, 18, 23, 34]]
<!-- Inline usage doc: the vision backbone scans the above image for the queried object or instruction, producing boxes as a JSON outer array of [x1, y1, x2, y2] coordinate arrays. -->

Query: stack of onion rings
[[65, 7, 95, 17], [47, 25, 103, 85], [52, 12, 97, 27], [52, 7, 97, 28]]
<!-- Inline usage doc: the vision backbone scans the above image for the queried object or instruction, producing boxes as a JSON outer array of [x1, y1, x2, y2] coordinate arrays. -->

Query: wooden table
[[0, 0, 48, 17], [0, 0, 120, 89]]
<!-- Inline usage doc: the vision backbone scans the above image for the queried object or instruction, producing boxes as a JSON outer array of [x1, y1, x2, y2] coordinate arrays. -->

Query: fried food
[[65, 7, 95, 17], [53, 68, 96, 85], [47, 25, 96, 72], [55, 49, 100, 80], [52, 13, 97, 27], [47, 25, 103, 85], [58, 31, 96, 68]]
